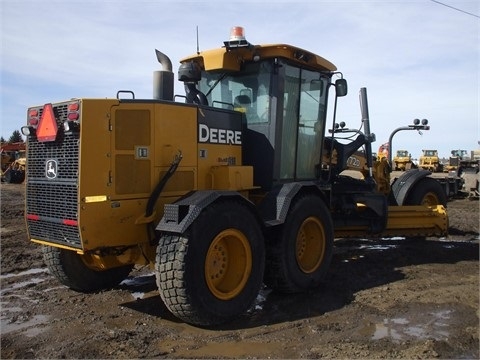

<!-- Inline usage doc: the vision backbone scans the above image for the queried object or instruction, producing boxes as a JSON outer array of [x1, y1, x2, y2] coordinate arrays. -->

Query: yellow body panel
[[206, 165, 255, 190], [181, 44, 337, 72], [61, 99, 249, 258]]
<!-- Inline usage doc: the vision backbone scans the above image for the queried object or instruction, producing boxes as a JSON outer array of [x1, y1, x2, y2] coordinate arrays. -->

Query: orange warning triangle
[[37, 103, 58, 142]]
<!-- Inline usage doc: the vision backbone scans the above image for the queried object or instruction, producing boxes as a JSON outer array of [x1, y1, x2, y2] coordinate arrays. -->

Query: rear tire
[[404, 177, 447, 207], [43, 246, 133, 292], [264, 194, 334, 293], [156, 199, 265, 326]]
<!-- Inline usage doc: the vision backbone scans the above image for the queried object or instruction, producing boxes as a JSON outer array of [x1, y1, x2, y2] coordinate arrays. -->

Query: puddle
[[0, 268, 50, 295], [120, 273, 155, 287], [372, 309, 452, 342], [0, 314, 50, 336], [0, 269, 52, 337], [358, 244, 399, 251], [335, 241, 399, 262], [442, 244, 457, 249], [0, 268, 48, 279], [0, 277, 48, 295], [0, 303, 23, 313], [120, 273, 156, 300]]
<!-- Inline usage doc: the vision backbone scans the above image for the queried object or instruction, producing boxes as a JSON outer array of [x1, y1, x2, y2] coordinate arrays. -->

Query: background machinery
[[444, 149, 480, 199], [393, 150, 415, 171], [419, 149, 443, 172], [444, 149, 468, 173], [1, 141, 26, 184], [22, 27, 448, 326]]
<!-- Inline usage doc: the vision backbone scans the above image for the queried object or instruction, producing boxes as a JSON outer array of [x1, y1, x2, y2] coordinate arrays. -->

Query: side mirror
[[335, 78, 348, 97]]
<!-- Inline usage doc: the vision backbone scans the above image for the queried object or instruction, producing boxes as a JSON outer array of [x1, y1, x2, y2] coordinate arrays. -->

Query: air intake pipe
[[153, 49, 174, 101]]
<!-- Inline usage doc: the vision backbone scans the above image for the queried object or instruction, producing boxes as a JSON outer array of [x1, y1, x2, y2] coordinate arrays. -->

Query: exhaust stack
[[153, 49, 174, 101]]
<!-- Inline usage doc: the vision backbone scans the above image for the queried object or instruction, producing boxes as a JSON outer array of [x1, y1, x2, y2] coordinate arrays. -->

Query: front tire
[[43, 246, 133, 292], [156, 199, 265, 326], [264, 194, 334, 293]]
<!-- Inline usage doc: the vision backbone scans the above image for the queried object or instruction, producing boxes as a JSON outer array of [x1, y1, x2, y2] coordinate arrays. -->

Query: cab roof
[[180, 43, 337, 73]]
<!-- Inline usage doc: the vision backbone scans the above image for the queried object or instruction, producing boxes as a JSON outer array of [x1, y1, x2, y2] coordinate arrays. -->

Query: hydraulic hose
[[145, 150, 183, 218]]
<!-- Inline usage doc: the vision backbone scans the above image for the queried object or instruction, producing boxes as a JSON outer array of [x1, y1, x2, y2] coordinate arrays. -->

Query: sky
[[1, 0, 478, 160]]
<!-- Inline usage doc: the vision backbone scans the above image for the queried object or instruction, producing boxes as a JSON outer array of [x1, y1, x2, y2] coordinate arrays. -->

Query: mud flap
[[156, 190, 257, 234]]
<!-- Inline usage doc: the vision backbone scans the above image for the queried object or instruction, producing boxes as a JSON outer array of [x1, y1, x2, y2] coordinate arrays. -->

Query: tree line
[[1, 130, 24, 144]]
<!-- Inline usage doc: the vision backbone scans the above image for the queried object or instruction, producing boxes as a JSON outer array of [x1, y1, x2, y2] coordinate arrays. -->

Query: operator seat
[[234, 95, 251, 112]]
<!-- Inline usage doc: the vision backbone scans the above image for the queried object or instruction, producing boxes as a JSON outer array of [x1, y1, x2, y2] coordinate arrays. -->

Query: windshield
[[198, 61, 272, 125]]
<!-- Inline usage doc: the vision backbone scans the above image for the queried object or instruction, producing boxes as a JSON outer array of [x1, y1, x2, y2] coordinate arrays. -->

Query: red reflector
[[29, 118, 39, 126], [27, 214, 40, 221], [67, 112, 79, 121], [63, 219, 78, 226], [37, 103, 58, 142], [29, 109, 39, 117], [68, 102, 79, 111]]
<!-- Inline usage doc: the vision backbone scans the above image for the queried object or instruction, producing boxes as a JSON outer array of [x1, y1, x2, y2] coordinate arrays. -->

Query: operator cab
[[180, 27, 342, 190]]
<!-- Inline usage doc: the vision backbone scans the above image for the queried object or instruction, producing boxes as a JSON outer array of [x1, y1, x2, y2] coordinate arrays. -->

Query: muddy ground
[[1, 182, 478, 359]]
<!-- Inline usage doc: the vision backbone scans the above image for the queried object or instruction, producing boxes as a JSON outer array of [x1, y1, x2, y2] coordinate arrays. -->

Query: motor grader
[[22, 27, 447, 326]]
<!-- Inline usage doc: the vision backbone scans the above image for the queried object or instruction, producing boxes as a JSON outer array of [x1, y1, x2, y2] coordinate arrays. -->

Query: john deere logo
[[46, 159, 58, 179]]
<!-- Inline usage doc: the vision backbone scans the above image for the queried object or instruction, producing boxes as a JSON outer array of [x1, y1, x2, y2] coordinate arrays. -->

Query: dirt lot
[[1, 182, 478, 359]]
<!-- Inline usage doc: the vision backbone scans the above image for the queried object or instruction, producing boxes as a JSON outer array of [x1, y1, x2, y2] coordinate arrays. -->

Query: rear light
[[62, 219, 78, 226], [27, 214, 40, 221], [68, 103, 79, 112], [67, 101, 80, 121], [27, 107, 40, 128], [67, 112, 79, 121], [64, 101, 81, 133]]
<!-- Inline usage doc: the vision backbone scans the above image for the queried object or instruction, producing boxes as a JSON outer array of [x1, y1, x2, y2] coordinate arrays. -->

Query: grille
[[26, 182, 78, 220], [449, 157, 460, 167], [27, 219, 81, 248], [26, 102, 82, 249]]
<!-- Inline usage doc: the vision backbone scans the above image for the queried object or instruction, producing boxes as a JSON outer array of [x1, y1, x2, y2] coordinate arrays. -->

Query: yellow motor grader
[[22, 27, 447, 326]]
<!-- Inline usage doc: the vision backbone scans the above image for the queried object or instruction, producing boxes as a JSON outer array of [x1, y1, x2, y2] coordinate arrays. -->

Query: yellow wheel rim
[[421, 192, 440, 206], [296, 216, 325, 274], [205, 229, 252, 300]]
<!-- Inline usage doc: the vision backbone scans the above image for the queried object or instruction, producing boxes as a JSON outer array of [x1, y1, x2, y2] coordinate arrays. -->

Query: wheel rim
[[296, 216, 325, 274], [421, 192, 440, 206], [205, 228, 252, 300]]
